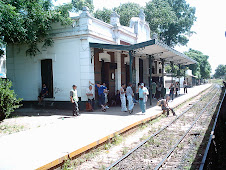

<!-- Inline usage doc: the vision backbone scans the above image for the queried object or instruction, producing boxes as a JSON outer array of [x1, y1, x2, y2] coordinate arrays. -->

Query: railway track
[[106, 85, 221, 170]]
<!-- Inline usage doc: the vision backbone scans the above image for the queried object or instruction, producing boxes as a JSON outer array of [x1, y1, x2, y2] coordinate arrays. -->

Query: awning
[[90, 39, 197, 65]]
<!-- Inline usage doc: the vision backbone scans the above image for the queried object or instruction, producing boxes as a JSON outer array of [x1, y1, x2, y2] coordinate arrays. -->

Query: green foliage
[[0, 79, 22, 121], [165, 63, 188, 77], [62, 159, 73, 170], [161, 0, 196, 46], [145, 0, 176, 37], [0, 0, 72, 56], [94, 8, 112, 24], [111, 134, 123, 145], [214, 64, 226, 79], [0, 124, 24, 135], [184, 49, 211, 79], [114, 3, 141, 26], [93, 0, 196, 47], [94, 3, 141, 26], [72, 0, 94, 13]]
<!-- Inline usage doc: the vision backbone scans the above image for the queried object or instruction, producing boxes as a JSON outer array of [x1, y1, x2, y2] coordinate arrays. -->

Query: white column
[[115, 51, 121, 90], [79, 39, 94, 101]]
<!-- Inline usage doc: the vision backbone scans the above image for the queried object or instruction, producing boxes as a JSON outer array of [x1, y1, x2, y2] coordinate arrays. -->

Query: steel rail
[[154, 88, 220, 170], [199, 89, 226, 170], [106, 85, 216, 170]]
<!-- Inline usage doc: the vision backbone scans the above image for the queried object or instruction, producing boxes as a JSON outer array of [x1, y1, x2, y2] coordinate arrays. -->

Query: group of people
[[118, 82, 150, 114], [151, 81, 165, 100], [38, 81, 177, 117], [168, 80, 188, 101], [169, 81, 180, 100]]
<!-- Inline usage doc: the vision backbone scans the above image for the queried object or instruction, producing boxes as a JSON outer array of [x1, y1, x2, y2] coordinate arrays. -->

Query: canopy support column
[[161, 58, 165, 87], [149, 55, 153, 106], [178, 64, 181, 88], [170, 61, 174, 84], [129, 50, 134, 84]]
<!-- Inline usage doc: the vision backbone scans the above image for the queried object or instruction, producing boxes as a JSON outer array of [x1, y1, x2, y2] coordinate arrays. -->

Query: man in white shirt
[[86, 85, 95, 110], [70, 85, 80, 116]]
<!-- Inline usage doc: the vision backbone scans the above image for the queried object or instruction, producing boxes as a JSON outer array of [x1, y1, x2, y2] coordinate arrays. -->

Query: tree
[[72, 0, 94, 13], [164, 63, 188, 78], [93, 0, 196, 47], [114, 3, 141, 26], [94, 2, 141, 26], [144, 0, 176, 37], [0, 79, 22, 121], [163, 0, 196, 46], [214, 64, 226, 79], [0, 0, 72, 57], [184, 49, 211, 79], [94, 8, 112, 24]]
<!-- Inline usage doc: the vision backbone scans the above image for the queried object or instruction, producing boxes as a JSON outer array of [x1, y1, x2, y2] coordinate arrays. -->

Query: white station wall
[[7, 37, 81, 101]]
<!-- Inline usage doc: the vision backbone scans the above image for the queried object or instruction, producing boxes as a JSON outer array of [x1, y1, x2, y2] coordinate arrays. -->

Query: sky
[[54, 0, 226, 74]]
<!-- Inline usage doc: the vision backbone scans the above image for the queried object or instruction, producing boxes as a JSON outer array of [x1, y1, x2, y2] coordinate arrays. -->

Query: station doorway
[[41, 59, 53, 98]]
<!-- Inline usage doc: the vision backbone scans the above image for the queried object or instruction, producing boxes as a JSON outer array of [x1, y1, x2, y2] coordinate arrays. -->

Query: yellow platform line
[[37, 85, 211, 170]]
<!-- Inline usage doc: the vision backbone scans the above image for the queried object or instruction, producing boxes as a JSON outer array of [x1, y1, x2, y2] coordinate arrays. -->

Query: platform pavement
[[0, 84, 211, 170]]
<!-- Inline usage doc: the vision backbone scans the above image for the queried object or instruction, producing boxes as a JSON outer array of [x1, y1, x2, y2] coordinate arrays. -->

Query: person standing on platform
[[70, 85, 80, 116], [169, 83, 175, 100], [120, 84, 128, 112], [139, 83, 147, 114], [86, 85, 95, 111], [175, 82, 179, 97], [156, 83, 162, 100], [90, 81, 107, 111], [143, 83, 149, 110], [103, 83, 109, 109], [183, 79, 188, 94], [151, 82, 156, 98], [126, 83, 134, 114]]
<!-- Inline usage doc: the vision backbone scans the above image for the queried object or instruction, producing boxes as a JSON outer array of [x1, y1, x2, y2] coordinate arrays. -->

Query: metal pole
[[170, 61, 174, 84], [149, 55, 153, 105], [179, 64, 181, 88], [161, 58, 165, 88], [129, 50, 133, 84]]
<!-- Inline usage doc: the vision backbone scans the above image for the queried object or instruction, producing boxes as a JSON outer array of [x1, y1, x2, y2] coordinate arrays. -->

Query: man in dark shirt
[[38, 83, 48, 104], [90, 81, 107, 111]]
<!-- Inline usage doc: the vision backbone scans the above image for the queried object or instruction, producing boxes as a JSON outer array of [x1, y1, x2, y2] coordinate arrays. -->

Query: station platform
[[0, 84, 211, 170]]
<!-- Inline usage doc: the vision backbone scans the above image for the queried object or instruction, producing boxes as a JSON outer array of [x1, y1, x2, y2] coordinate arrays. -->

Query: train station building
[[6, 7, 196, 104]]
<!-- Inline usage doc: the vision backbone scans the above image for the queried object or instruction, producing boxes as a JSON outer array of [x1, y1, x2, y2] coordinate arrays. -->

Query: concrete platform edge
[[36, 85, 212, 170]]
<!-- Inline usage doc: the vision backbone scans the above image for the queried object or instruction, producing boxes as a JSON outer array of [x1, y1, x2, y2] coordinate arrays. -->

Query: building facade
[[6, 7, 195, 103]]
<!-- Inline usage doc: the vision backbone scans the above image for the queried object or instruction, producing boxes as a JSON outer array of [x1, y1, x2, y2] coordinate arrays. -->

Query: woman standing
[[120, 84, 128, 112], [126, 83, 134, 114]]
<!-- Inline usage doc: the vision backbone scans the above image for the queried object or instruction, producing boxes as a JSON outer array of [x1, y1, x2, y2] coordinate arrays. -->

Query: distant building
[[6, 7, 195, 103]]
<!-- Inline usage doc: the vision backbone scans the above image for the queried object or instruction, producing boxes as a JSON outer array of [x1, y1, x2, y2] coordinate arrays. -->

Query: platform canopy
[[90, 39, 197, 65]]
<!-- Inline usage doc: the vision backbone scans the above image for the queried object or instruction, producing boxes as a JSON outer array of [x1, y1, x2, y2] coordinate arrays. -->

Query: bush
[[0, 79, 22, 121]]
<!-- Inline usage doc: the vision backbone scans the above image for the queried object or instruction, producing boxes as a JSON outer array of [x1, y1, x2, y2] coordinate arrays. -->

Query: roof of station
[[90, 39, 196, 65]]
